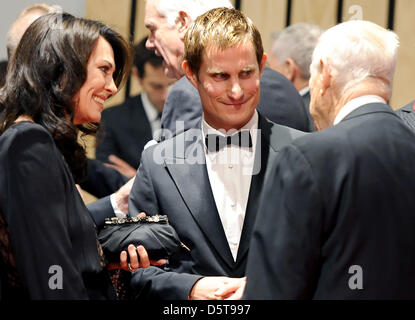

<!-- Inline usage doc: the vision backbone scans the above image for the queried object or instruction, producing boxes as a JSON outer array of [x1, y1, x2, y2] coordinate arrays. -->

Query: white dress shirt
[[202, 111, 258, 261], [299, 86, 310, 97], [141, 91, 162, 140], [334, 95, 387, 125]]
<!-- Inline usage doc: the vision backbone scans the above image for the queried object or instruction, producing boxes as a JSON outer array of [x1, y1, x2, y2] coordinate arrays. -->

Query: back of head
[[184, 7, 263, 75], [6, 3, 60, 59], [310, 20, 399, 98], [134, 36, 163, 78], [271, 23, 323, 80], [148, 0, 234, 27]]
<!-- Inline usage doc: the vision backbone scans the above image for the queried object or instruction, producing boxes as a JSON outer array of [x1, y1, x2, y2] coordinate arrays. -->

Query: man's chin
[[164, 66, 183, 80]]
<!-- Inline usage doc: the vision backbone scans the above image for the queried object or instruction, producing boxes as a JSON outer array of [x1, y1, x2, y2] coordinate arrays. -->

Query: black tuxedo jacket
[[96, 94, 153, 169], [128, 114, 306, 299], [160, 67, 310, 140], [244, 103, 415, 299]]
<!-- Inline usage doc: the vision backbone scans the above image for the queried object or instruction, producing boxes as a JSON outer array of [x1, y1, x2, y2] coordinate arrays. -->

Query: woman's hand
[[108, 244, 167, 272]]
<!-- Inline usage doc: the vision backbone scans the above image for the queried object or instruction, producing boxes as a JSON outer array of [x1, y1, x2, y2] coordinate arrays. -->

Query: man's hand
[[189, 276, 246, 300], [214, 277, 246, 300], [104, 155, 137, 178], [113, 177, 135, 214]]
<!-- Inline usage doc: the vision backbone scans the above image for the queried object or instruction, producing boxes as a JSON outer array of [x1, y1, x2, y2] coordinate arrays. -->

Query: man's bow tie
[[205, 130, 253, 152]]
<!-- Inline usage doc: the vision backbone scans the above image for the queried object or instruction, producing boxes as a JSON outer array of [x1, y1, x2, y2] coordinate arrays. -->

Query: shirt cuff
[[110, 193, 126, 219]]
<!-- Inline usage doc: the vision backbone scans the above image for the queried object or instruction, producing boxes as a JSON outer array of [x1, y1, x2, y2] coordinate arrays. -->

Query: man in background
[[6, 3, 57, 59], [269, 23, 323, 131], [96, 37, 175, 178]]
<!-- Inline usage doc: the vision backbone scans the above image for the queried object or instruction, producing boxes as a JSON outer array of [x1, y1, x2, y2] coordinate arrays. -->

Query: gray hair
[[6, 3, 60, 58], [147, 0, 234, 27], [310, 20, 399, 99], [271, 23, 323, 80]]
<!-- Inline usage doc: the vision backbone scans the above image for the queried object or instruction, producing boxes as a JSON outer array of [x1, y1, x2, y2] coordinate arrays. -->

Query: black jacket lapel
[[164, 129, 235, 268]]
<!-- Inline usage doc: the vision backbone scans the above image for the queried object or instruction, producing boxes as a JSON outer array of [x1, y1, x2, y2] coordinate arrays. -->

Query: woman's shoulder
[[3, 121, 50, 139], [1, 121, 54, 154]]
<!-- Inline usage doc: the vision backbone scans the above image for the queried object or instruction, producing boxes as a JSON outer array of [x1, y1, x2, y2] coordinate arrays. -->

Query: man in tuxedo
[[244, 20, 415, 299], [128, 8, 305, 300], [268, 23, 323, 131], [96, 37, 176, 178], [144, 0, 310, 140], [395, 100, 415, 131]]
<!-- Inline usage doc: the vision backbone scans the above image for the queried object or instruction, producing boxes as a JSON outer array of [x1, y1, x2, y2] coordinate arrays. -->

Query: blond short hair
[[184, 7, 263, 75]]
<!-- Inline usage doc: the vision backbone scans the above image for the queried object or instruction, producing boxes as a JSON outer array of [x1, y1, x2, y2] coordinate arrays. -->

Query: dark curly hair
[[0, 13, 132, 183]]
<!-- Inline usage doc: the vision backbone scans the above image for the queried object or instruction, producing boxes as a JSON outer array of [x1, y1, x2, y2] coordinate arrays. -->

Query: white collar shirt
[[141, 91, 162, 140], [299, 86, 310, 97], [202, 111, 258, 261], [334, 95, 387, 125]]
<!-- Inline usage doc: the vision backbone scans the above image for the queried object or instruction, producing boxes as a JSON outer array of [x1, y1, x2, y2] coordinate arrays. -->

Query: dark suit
[[80, 159, 129, 198], [301, 90, 315, 131], [244, 103, 415, 299], [160, 67, 310, 140], [128, 114, 305, 299], [96, 94, 153, 169], [395, 100, 415, 131]]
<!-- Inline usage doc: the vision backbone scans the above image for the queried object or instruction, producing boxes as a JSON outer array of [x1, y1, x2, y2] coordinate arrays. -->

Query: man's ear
[[176, 11, 192, 40], [260, 53, 267, 75], [320, 59, 331, 95], [285, 58, 298, 82], [182, 60, 198, 89]]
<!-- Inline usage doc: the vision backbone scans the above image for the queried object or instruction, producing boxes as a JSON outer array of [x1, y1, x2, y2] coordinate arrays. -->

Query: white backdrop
[[0, 0, 86, 61]]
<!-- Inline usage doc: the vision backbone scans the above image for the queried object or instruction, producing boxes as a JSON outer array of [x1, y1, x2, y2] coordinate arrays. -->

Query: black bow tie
[[205, 130, 253, 152]]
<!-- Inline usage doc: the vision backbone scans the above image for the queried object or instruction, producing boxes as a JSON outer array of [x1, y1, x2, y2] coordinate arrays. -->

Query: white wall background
[[0, 0, 86, 61]]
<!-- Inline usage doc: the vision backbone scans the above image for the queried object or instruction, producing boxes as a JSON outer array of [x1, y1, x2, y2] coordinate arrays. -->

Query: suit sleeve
[[86, 196, 114, 229], [130, 266, 202, 300], [160, 79, 202, 140], [244, 144, 324, 299], [6, 128, 89, 299], [80, 158, 128, 198], [128, 148, 202, 299]]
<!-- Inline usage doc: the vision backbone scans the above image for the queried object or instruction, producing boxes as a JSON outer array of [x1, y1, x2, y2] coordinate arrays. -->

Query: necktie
[[205, 130, 252, 152]]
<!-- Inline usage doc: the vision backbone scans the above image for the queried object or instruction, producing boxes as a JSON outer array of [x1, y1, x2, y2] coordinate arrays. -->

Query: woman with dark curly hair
[[0, 13, 150, 299]]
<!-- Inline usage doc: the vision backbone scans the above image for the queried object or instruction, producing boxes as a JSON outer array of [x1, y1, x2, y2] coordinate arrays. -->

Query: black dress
[[0, 122, 115, 299]]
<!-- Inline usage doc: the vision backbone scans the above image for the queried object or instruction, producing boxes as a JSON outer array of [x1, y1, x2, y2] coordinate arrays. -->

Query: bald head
[[6, 4, 59, 59]]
